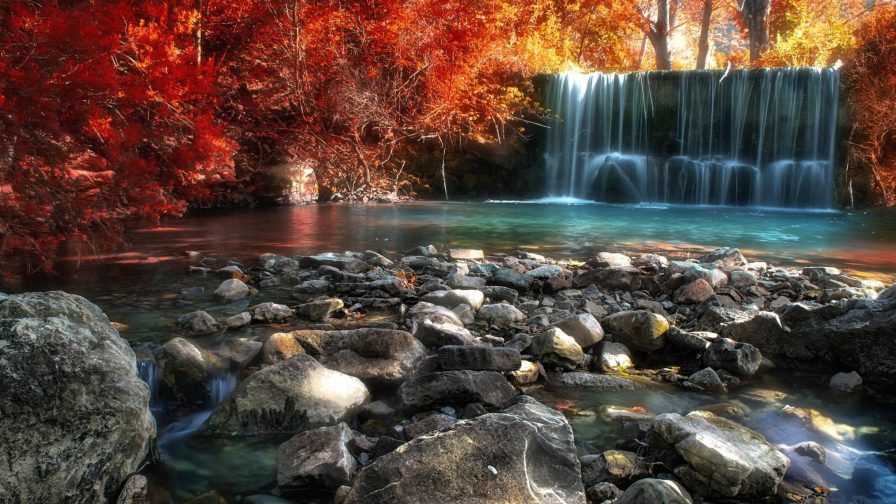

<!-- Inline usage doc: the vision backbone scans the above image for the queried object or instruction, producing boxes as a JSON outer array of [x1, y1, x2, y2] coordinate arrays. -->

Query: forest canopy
[[0, 0, 893, 271]]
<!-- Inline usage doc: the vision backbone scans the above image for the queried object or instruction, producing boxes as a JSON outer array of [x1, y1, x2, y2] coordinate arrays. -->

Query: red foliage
[[0, 0, 234, 272]]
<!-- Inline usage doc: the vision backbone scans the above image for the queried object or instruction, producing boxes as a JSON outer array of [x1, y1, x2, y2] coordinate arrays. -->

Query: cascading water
[[210, 371, 238, 406], [137, 359, 161, 403], [543, 68, 840, 208]]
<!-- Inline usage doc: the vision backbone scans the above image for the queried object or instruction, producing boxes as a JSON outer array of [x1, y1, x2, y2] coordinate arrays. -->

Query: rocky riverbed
[[2, 245, 895, 504]]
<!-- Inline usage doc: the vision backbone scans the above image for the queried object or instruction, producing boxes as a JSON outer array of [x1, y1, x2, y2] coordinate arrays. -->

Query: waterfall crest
[[543, 68, 840, 208]]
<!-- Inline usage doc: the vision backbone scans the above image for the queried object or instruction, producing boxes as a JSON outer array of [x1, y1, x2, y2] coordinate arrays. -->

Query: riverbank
[[2, 242, 895, 503]]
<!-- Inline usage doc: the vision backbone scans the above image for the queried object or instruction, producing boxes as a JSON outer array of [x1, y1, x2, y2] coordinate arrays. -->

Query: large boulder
[[262, 332, 306, 365], [0, 292, 155, 503], [204, 354, 370, 434], [314, 329, 427, 385], [397, 371, 517, 411], [603, 311, 668, 352], [343, 401, 586, 503], [647, 411, 789, 499], [724, 298, 896, 389], [277, 423, 357, 489]]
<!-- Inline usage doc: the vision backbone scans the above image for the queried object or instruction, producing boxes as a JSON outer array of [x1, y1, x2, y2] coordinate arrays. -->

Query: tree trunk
[[741, 0, 771, 63], [645, 0, 674, 70], [696, 0, 713, 69]]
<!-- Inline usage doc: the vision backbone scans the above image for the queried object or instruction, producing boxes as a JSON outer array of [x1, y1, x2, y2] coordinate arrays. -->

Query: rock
[[359, 400, 396, 420], [436, 345, 522, 372], [372, 435, 405, 458], [526, 265, 564, 279], [548, 372, 638, 391], [263, 332, 306, 365], [490, 267, 535, 293], [277, 423, 357, 489], [221, 311, 252, 330], [0, 292, 155, 503], [503, 333, 532, 353], [413, 319, 479, 348], [252, 302, 292, 323], [219, 264, 243, 279], [829, 371, 863, 392], [603, 311, 668, 352], [580, 450, 648, 488], [445, 273, 487, 290], [648, 411, 789, 498], [404, 413, 457, 439], [552, 313, 605, 349], [204, 354, 370, 434], [407, 303, 464, 328], [598, 405, 654, 423], [732, 298, 896, 389], [449, 248, 484, 260], [360, 250, 393, 267], [397, 371, 517, 411], [230, 340, 263, 369], [597, 342, 634, 372], [686, 368, 727, 393], [292, 280, 333, 297], [479, 285, 518, 303], [477, 303, 525, 326], [510, 360, 540, 385], [214, 279, 250, 302], [703, 338, 762, 376], [178, 310, 218, 334], [316, 329, 427, 385], [300, 254, 368, 273], [420, 289, 484, 310], [405, 245, 438, 257], [701, 247, 747, 267], [160, 337, 210, 405], [664, 327, 710, 351], [684, 266, 728, 288], [674, 279, 714, 305], [612, 479, 693, 504], [585, 482, 623, 504], [790, 441, 826, 465], [529, 327, 583, 370], [297, 298, 344, 321], [115, 475, 148, 504], [729, 270, 758, 288], [633, 254, 669, 268], [595, 252, 632, 268], [594, 266, 642, 292], [343, 401, 586, 504]]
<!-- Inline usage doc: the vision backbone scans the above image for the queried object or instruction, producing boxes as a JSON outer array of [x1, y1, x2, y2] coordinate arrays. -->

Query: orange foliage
[[846, 3, 896, 206]]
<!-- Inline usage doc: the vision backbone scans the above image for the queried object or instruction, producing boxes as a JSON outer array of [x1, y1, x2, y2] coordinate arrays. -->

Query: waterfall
[[210, 371, 238, 406], [137, 359, 160, 403], [543, 68, 840, 208]]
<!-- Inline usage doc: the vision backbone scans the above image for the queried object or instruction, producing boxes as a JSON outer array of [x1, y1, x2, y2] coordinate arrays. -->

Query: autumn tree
[[846, 2, 896, 206], [0, 0, 234, 272]]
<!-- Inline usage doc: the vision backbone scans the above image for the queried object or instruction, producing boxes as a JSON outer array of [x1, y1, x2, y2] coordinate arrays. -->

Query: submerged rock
[[343, 401, 586, 503], [0, 292, 155, 503], [204, 354, 370, 434], [829, 371, 863, 392], [648, 411, 789, 499]]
